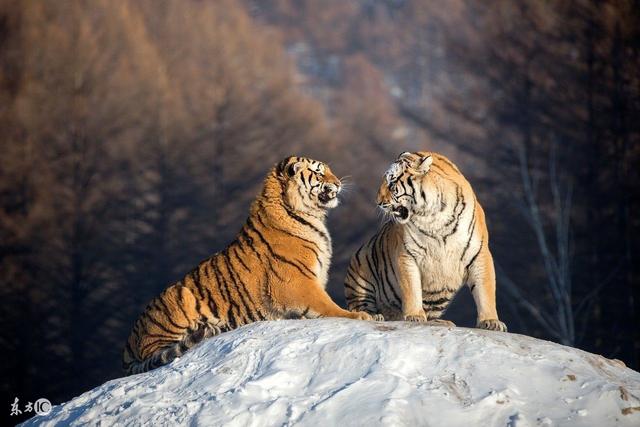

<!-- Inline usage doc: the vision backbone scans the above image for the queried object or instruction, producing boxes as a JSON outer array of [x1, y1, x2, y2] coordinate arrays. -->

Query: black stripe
[[423, 297, 451, 306], [435, 154, 460, 173], [431, 163, 452, 177], [154, 298, 185, 330], [210, 256, 235, 319], [144, 311, 180, 336], [353, 245, 364, 268], [460, 218, 476, 262], [443, 185, 466, 244], [141, 332, 179, 341], [406, 176, 416, 195], [349, 301, 376, 311], [197, 262, 220, 319], [443, 185, 461, 228], [380, 235, 402, 304], [402, 241, 421, 264], [223, 250, 260, 324], [212, 256, 245, 326], [189, 266, 211, 311], [140, 339, 174, 357], [297, 185, 309, 204], [256, 210, 323, 265], [423, 287, 457, 295], [373, 234, 401, 309], [175, 285, 193, 325], [220, 250, 254, 323], [386, 241, 399, 280], [258, 207, 323, 252], [222, 250, 265, 322], [200, 271, 220, 319], [282, 204, 330, 244], [238, 227, 285, 282], [346, 270, 376, 292], [439, 190, 446, 211], [247, 217, 316, 280], [344, 281, 377, 303], [369, 235, 384, 290], [366, 251, 390, 305], [232, 246, 252, 272], [406, 227, 430, 251], [409, 219, 439, 241], [226, 304, 237, 329], [235, 237, 248, 256], [464, 238, 484, 272]]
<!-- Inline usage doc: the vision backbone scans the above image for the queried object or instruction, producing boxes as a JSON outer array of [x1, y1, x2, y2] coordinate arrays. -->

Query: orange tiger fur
[[344, 151, 507, 331], [123, 156, 373, 375]]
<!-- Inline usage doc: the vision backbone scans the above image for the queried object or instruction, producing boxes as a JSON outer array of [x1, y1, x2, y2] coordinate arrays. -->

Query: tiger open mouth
[[392, 206, 409, 221], [318, 188, 340, 207], [318, 192, 333, 204]]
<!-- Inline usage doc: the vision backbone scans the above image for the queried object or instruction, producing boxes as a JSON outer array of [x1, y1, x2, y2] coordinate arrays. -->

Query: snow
[[23, 319, 640, 426]]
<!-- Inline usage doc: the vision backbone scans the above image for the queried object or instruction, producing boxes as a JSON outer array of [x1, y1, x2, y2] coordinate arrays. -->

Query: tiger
[[344, 151, 507, 331], [123, 156, 374, 375]]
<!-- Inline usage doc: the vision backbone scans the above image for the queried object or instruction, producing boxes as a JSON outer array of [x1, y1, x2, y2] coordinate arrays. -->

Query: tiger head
[[276, 156, 342, 212], [377, 151, 434, 224]]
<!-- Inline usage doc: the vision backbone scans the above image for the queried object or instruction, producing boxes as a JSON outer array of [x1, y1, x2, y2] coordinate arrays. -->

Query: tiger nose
[[323, 183, 339, 197]]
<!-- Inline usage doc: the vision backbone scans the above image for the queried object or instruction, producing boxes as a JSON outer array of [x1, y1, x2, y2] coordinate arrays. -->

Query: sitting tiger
[[123, 156, 373, 375], [344, 151, 507, 331]]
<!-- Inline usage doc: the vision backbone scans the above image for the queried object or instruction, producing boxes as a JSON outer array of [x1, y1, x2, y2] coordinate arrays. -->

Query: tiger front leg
[[397, 255, 428, 322], [467, 247, 507, 332], [276, 279, 375, 321]]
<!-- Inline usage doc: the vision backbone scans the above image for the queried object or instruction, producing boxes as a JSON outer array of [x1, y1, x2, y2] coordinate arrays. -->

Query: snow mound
[[23, 319, 640, 426]]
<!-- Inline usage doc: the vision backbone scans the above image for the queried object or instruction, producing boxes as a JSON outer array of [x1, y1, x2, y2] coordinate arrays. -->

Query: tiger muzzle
[[393, 205, 409, 220], [379, 202, 409, 221], [319, 183, 340, 204]]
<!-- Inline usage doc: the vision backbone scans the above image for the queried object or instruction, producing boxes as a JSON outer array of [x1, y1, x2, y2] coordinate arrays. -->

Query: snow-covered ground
[[23, 319, 640, 426]]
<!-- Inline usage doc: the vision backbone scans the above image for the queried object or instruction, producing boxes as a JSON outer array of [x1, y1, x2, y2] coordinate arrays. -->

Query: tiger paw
[[350, 311, 374, 321], [477, 319, 507, 332], [426, 318, 456, 328], [349, 310, 384, 321], [404, 313, 427, 322]]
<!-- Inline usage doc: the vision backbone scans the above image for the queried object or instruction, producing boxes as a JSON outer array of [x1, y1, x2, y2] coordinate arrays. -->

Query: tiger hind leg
[[344, 268, 384, 320], [126, 319, 225, 375], [123, 284, 224, 375]]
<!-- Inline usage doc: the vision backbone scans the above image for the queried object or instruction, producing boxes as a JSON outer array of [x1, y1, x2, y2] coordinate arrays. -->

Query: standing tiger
[[123, 156, 373, 375], [344, 151, 507, 331]]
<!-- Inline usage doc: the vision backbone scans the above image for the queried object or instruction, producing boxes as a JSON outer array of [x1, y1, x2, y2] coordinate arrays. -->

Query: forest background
[[1, 0, 638, 421]]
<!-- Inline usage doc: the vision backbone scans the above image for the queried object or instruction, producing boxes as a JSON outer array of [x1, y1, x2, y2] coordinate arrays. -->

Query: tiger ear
[[286, 162, 303, 177], [287, 163, 302, 177], [277, 156, 300, 177], [416, 155, 433, 174]]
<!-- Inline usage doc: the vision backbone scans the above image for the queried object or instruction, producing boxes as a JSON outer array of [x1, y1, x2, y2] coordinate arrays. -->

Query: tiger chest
[[412, 238, 466, 293]]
